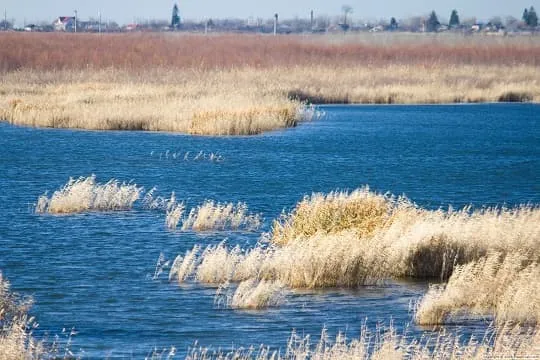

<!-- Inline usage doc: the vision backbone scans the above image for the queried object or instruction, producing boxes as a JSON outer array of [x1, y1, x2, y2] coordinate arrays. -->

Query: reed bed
[[36, 175, 142, 214], [1, 33, 539, 72], [416, 252, 540, 325], [187, 323, 540, 360], [1, 65, 538, 136], [170, 188, 539, 303], [271, 188, 393, 246], [1, 33, 539, 135]]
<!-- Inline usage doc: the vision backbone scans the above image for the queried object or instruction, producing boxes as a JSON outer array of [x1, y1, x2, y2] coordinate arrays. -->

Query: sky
[[3, 0, 536, 26]]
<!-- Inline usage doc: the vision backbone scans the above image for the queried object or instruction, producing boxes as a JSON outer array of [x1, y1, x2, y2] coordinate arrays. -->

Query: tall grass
[[1, 33, 538, 72], [181, 200, 261, 232], [186, 323, 540, 360], [0, 33, 538, 135], [170, 188, 539, 292], [0, 273, 42, 359], [36, 175, 142, 214], [416, 252, 540, 325]]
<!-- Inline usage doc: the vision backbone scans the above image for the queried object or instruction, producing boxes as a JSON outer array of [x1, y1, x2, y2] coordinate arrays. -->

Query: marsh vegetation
[[1, 33, 539, 135]]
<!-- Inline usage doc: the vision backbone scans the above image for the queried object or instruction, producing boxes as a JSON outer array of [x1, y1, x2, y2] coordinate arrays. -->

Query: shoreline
[[1, 65, 538, 135]]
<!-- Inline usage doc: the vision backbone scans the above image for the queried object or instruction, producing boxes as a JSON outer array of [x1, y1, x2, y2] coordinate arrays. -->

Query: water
[[1, 104, 538, 358]]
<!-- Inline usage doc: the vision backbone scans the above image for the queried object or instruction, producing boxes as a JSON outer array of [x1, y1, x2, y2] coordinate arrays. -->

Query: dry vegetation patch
[[186, 323, 540, 359], [0, 273, 42, 359], [170, 188, 540, 296], [1, 33, 539, 135]]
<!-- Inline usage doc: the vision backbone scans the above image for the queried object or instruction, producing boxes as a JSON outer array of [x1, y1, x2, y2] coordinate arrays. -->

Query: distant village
[[1, 4, 538, 36]]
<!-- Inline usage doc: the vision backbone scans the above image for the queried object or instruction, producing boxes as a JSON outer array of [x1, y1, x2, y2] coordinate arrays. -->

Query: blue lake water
[[0, 104, 538, 358]]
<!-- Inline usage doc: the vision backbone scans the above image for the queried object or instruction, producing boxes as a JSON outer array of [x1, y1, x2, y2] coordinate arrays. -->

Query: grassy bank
[[1, 33, 539, 135]]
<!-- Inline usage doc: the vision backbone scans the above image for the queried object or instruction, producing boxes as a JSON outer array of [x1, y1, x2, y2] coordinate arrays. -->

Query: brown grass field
[[1, 32, 539, 134]]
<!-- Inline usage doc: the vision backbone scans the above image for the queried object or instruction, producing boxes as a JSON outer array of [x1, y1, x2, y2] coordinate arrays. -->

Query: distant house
[[124, 23, 140, 31], [53, 17, 75, 31]]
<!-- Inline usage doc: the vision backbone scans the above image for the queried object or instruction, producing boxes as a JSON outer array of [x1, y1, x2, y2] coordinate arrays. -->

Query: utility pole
[[3, 9, 7, 31], [98, 11, 102, 33], [274, 13, 278, 35], [310, 10, 314, 30], [74, 10, 77, 32]]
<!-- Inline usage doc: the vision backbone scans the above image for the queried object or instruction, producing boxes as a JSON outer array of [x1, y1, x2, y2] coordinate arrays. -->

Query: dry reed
[[416, 252, 540, 325], [1, 33, 538, 135], [186, 323, 540, 360], [170, 188, 540, 290], [271, 188, 392, 246], [1, 33, 538, 72], [1, 65, 538, 136], [0, 273, 42, 359], [214, 279, 285, 310], [181, 201, 261, 232], [36, 175, 142, 214]]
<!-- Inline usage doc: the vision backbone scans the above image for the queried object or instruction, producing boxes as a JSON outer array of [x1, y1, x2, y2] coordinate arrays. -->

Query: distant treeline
[[0, 5, 538, 34]]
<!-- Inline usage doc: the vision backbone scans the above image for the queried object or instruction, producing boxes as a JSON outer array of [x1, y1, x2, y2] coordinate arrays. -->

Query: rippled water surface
[[1, 104, 538, 358]]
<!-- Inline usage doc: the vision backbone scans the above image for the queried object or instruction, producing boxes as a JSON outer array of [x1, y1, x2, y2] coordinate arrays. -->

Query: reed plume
[[181, 200, 261, 232], [214, 279, 285, 310], [36, 175, 142, 214], [186, 323, 540, 359]]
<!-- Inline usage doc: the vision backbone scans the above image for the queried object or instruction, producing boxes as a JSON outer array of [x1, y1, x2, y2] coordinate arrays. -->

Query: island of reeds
[[1, 32, 539, 135]]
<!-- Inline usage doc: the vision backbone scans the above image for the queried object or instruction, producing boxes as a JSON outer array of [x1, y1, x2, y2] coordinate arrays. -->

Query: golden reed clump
[[1, 33, 539, 135], [181, 200, 261, 232], [36, 175, 142, 214], [271, 188, 393, 245], [170, 187, 540, 288], [169, 187, 539, 324]]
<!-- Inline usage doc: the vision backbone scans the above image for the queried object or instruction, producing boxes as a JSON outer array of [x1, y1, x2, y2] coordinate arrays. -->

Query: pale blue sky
[[3, 0, 537, 26]]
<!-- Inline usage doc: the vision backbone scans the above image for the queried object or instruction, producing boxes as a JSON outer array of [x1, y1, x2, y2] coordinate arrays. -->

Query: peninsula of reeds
[[1, 32, 539, 135]]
